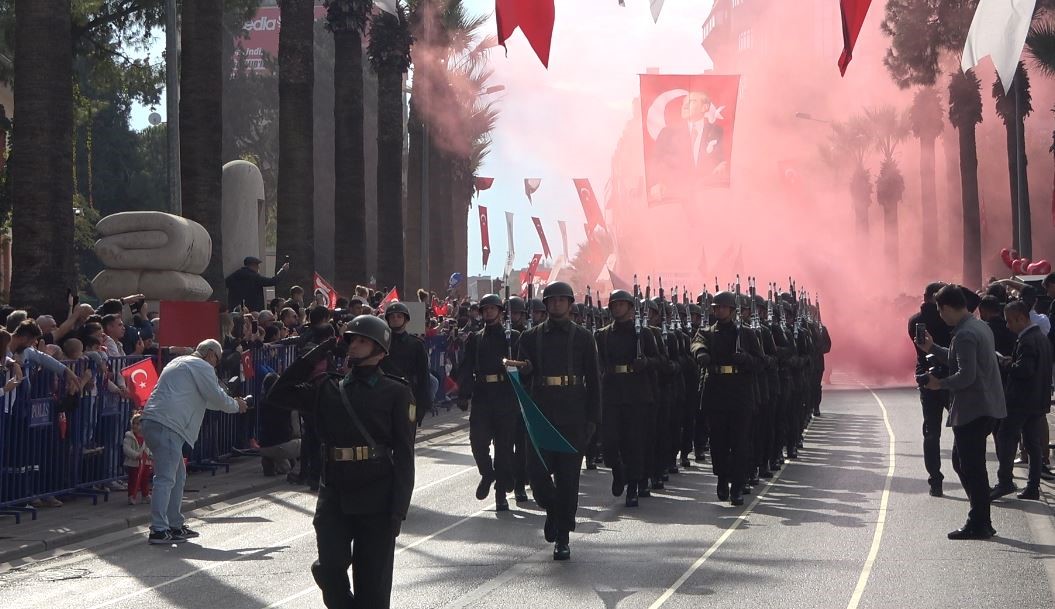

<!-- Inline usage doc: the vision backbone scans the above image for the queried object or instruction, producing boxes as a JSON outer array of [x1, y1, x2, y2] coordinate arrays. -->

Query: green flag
[[507, 368, 577, 467]]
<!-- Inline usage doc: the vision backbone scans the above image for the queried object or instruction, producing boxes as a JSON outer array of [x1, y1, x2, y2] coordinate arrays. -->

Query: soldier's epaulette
[[383, 372, 410, 385]]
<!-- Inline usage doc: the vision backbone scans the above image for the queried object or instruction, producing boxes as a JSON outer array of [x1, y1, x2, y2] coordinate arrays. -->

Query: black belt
[[608, 365, 633, 374], [477, 373, 508, 383], [325, 445, 388, 462], [541, 375, 584, 387]]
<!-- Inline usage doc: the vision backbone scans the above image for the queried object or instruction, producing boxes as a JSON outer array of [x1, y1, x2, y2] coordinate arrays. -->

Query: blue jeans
[[142, 419, 186, 532]]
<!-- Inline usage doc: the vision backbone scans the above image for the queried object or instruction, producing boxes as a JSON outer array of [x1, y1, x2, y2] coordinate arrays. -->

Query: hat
[[243, 256, 263, 266]]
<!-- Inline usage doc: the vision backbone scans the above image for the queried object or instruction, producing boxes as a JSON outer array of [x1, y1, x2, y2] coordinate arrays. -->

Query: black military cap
[[479, 294, 504, 310], [529, 298, 546, 312], [608, 290, 634, 305], [385, 301, 411, 320], [543, 281, 575, 302], [507, 296, 526, 313], [712, 291, 737, 308], [343, 315, 392, 353]]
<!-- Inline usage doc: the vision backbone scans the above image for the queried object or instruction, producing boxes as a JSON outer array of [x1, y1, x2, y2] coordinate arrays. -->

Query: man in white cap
[[140, 339, 248, 545]]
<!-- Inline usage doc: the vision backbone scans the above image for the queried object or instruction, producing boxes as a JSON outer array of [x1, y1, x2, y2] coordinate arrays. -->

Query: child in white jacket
[[123, 412, 153, 505]]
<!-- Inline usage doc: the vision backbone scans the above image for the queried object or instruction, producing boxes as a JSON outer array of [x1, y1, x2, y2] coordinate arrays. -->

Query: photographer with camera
[[908, 282, 953, 497], [916, 284, 1007, 540]]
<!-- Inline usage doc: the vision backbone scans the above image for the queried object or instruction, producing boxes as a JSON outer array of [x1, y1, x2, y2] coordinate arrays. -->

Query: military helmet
[[507, 296, 526, 313], [675, 303, 687, 317], [529, 298, 546, 312], [543, 281, 575, 302], [343, 314, 392, 353], [779, 292, 796, 304], [479, 293, 504, 311], [384, 301, 411, 321], [608, 290, 634, 305], [646, 298, 660, 313], [712, 291, 737, 308], [572, 303, 586, 316], [688, 303, 703, 316]]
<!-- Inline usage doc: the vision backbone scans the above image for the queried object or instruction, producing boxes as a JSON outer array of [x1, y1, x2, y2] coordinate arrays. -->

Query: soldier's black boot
[[730, 486, 745, 506], [476, 472, 495, 500], [514, 481, 529, 502], [651, 476, 665, 491], [758, 467, 773, 479], [611, 465, 626, 497], [554, 531, 571, 561], [585, 456, 598, 471], [716, 479, 729, 501], [495, 489, 509, 512], [748, 471, 761, 486], [680, 455, 692, 468], [638, 479, 651, 498], [625, 481, 639, 507]]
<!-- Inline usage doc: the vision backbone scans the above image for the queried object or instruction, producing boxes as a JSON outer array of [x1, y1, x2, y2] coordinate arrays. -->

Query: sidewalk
[[0, 407, 468, 567]]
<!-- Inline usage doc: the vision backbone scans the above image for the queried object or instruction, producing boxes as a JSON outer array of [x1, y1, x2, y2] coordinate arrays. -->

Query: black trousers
[[951, 416, 997, 528], [300, 413, 322, 483], [996, 411, 1046, 489], [785, 388, 804, 450], [469, 402, 517, 492], [641, 399, 658, 481], [312, 490, 396, 609], [528, 425, 585, 537], [694, 398, 709, 455], [680, 390, 699, 458], [707, 408, 752, 489], [667, 393, 684, 467], [919, 388, 949, 484], [754, 398, 775, 470], [653, 398, 671, 478], [512, 415, 528, 486], [603, 401, 646, 482], [772, 382, 789, 459]]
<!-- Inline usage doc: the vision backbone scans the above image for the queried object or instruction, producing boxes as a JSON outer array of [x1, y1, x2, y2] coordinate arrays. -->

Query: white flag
[[374, 0, 398, 15], [650, 0, 665, 23], [961, 0, 1036, 93], [557, 220, 569, 258], [505, 211, 515, 256]]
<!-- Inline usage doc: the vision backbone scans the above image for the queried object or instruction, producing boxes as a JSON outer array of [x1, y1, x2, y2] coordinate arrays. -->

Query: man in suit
[[992, 300, 1052, 501], [918, 285, 1007, 540], [907, 282, 952, 497], [648, 90, 728, 203]]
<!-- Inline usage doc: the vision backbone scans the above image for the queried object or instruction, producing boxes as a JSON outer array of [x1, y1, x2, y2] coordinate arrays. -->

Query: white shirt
[[1029, 310, 1050, 336]]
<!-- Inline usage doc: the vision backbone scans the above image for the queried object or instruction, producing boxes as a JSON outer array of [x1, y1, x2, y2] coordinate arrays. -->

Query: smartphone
[[251, 320, 259, 334], [914, 323, 926, 344]]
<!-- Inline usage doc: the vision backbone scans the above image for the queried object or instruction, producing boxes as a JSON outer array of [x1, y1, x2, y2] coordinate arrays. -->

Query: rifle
[[633, 274, 644, 358], [585, 285, 596, 335], [503, 285, 513, 360], [734, 274, 743, 353], [748, 276, 760, 330], [659, 276, 668, 339]]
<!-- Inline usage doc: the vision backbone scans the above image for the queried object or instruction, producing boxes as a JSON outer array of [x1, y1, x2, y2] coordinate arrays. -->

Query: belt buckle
[[613, 365, 629, 374], [720, 365, 735, 374], [333, 447, 352, 461]]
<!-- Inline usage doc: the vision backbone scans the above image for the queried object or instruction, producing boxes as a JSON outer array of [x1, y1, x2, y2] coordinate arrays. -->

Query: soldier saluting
[[506, 282, 601, 560], [691, 291, 759, 506], [265, 316, 416, 609]]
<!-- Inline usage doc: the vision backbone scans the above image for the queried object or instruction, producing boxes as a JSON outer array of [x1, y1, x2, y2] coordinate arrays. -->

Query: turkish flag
[[496, 0, 555, 68], [639, 74, 739, 206], [531, 217, 552, 259], [120, 358, 158, 408], [572, 179, 606, 234], [241, 350, 255, 380], [839, 0, 873, 76], [432, 298, 449, 318], [313, 272, 339, 309], [377, 288, 400, 314], [479, 205, 491, 267], [474, 176, 494, 196], [524, 178, 542, 203]]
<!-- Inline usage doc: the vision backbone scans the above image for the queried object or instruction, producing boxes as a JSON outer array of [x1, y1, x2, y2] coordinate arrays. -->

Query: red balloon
[[1012, 259, 1024, 274], [1027, 261, 1043, 273], [1036, 260, 1052, 275], [1019, 257, 1031, 273], [1000, 248, 1013, 268]]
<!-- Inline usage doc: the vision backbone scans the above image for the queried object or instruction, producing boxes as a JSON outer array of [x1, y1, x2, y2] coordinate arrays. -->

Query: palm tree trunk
[[277, 0, 315, 293], [11, 0, 74, 315], [883, 202, 900, 276], [1004, 120, 1021, 253], [333, 27, 366, 294], [919, 136, 937, 253], [180, 0, 225, 301], [1014, 110, 1031, 258], [942, 127, 962, 263], [428, 149, 450, 293], [405, 104, 423, 291], [375, 67, 405, 293], [959, 125, 982, 287]]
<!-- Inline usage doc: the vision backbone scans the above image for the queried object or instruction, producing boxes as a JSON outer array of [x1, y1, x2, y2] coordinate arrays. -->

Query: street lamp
[[794, 112, 830, 124]]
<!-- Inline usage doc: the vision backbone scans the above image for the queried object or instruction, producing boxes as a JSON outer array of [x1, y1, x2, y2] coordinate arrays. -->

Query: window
[[737, 28, 752, 51]]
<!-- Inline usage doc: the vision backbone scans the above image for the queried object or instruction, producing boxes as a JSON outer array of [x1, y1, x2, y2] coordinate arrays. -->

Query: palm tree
[[867, 106, 909, 274], [368, 3, 413, 294], [180, 0, 225, 301], [326, 0, 372, 294], [276, 0, 316, 293], [992, 63, 1033, 257], [908, 87, 944, 257], [949, 69, 984, 287], [11, 0, 75, 314], [828, 115, 873, 239]]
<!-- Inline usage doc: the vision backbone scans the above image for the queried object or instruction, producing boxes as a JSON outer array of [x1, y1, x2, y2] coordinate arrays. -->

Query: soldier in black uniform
[[691, 291, 759, 506], [508, 296, 529, 333], [456, 294, 520, 511], [508, 282, 601, 560], [690, 300, 710, 461], [596, 290, 662, 507], [265, 316, 415, 609], [751, 295, 780, 480], [766, 297, 796, 472], [677, 302, 701, 469], [505, 295, 531, 501], [529, 297, 548, 327], [381, 302, 433, 426]]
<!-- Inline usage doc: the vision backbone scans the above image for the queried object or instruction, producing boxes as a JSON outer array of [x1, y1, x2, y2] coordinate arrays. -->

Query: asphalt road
[[1, 386, 1053, 609]]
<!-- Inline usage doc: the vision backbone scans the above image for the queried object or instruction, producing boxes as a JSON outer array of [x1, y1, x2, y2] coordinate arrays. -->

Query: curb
[[0, 419, 469, 567]]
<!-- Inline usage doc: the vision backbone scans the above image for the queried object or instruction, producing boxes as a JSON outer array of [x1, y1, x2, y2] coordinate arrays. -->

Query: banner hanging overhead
[[639, 73, 739, 207], [524, 178, 542, 203], [532, 217, 552, 259], [479, 206, 491, 267]]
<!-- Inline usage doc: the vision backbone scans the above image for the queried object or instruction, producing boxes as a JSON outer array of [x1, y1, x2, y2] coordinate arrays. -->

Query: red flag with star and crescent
[[120, 358, 158, 409], [572, 179, 606, 234], [241, 350, 255, 380], [479, 205, 491, 267], [639, 74, 739, 207], [531, 217, 552, 259]]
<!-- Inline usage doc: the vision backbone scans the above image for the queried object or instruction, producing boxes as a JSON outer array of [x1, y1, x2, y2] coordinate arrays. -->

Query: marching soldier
[[507, 282, 601, 560], [678, 302, 702, 469], [264, 316, 415, 609], [691, 299, 710, 462], [596, 290, 662, 507], [766, 296, 796, 472], [508, 296, 529, 333], [529, 297, 548, 326], [641, 298, 669, 494], [381, 302, 433, 426], [752, 294, 780, 480], [691, 291, 760, 506], [456, 294, 521, 511]]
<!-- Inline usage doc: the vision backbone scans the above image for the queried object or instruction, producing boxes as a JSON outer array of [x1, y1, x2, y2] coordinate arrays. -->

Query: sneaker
[[42, 496, 63, 507], [170, 526, 200, 540], [149, 529, 186, 545], [128, 497, 137, 506]]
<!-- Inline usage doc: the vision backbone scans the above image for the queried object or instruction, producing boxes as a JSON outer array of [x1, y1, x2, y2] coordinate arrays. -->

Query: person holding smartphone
[[225, 256, 289, 313], [907, 282, 953, 497]]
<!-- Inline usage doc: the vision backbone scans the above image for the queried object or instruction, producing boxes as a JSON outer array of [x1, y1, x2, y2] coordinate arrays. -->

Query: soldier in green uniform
[[264, 316, 416, 609]]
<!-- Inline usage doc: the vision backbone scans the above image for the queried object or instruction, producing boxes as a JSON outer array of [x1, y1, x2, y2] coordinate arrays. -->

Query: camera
[[915, 353, 949, 387]]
